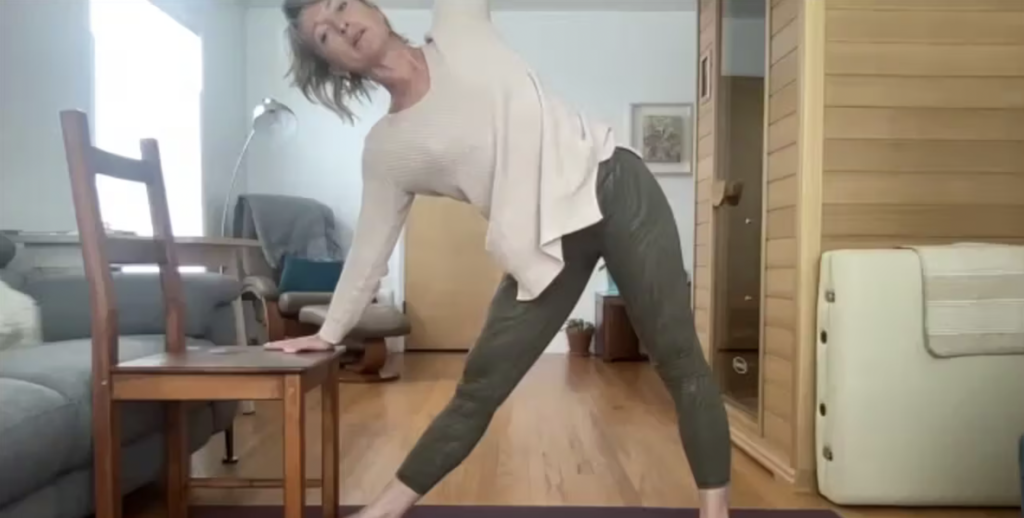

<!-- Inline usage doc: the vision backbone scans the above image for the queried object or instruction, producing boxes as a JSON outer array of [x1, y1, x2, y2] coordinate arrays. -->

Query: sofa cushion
[[0, 233, 14, 268], [23, 272, 241, 342], [0, 378, 82, 509], [278, 256, 343, 293], [0, 335, 222, 507]]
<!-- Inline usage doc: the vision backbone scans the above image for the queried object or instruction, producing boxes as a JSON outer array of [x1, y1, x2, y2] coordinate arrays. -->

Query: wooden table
[[594, 291, 647, 362]]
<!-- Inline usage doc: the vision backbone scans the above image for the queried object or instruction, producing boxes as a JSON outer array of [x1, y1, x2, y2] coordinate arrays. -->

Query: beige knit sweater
[[318, 0, 620, 344]]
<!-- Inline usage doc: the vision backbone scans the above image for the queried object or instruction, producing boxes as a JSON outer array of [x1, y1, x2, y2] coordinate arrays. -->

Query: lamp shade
[[251, 97, 297, 137]]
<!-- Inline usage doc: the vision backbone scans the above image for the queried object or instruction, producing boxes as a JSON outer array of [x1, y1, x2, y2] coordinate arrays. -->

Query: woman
[[269, 1, 732, 517]]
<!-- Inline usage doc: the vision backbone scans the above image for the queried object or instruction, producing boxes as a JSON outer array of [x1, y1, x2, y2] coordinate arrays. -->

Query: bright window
[[89, 0, 203, 238]]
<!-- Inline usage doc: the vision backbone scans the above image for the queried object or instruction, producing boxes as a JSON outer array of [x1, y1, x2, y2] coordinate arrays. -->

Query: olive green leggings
[[395, 148, 732, 493]]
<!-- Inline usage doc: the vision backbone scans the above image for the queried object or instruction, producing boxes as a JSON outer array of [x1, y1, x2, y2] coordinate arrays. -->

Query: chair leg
[[164, 402, 189, 518], [338, 338, 400, 383], [266, 300, 287, 342], [222, 425, 239, 464], [283, 375, 306, 518], [322, 365, 340, 518], [240, 400, 257, 415], [93, 395, 122, 518]]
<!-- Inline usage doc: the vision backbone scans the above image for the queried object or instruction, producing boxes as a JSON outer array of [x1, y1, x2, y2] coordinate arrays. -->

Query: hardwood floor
[[130, 353, 1018, 518]]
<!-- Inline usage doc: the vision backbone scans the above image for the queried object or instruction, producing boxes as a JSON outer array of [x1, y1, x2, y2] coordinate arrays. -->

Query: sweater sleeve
[[317, 167, 413, 345], [430, 0, 493, 38]]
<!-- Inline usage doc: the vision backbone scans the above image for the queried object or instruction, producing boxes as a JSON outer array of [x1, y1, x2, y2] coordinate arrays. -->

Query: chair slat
[[105, 236, 167, 265], [91, 148, 154, 184]]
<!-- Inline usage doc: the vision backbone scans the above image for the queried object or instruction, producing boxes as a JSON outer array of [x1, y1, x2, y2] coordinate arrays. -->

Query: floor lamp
[[220, 98, 296, 418], [219, 97, 298, 237]]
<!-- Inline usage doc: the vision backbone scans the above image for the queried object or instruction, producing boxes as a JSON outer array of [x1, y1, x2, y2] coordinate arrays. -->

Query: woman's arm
[[430, 0, 493, 39], [317, 172, 413, 345], [433, 0, 490, 22]]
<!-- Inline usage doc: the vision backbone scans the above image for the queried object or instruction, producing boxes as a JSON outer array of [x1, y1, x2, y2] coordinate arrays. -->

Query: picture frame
[[629, 102, 694, 175]]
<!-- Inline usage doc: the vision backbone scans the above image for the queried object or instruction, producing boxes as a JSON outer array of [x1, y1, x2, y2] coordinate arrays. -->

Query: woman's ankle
[[357, 478, 422, 518], [698, 485, 730, 518]]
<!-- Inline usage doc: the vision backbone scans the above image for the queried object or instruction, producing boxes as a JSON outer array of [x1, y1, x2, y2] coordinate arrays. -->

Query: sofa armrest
[[242, 275, 279, 301], [23, 272, 241, 342]]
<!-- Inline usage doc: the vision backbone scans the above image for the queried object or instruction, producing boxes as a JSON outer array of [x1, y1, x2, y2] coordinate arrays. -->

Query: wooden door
[[693, 0, 722, 362], [404, 196, 504, 351]]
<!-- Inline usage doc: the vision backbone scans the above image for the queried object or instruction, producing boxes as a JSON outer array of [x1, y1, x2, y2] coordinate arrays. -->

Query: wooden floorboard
[[128, 354, 1018, 518]]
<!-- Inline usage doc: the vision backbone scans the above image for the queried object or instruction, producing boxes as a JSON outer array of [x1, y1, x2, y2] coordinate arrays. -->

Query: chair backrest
[[59, 109, 186, 377]]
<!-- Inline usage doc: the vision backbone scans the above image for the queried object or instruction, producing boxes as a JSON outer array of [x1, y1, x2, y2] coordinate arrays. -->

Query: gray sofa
[[0, 235, 240, 518]]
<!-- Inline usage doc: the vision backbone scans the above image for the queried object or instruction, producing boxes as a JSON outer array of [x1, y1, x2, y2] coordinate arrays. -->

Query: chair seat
[[115, 346, 344, 374], [298, 304, 411, 339], [278, 292, 333, 316]]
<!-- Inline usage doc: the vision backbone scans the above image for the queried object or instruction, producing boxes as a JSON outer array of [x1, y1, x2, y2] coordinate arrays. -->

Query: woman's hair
[[282, 0, 407, 123]]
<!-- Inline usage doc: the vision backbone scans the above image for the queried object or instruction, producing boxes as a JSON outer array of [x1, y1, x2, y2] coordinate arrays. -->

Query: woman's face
[[297, 0, 391, 74]]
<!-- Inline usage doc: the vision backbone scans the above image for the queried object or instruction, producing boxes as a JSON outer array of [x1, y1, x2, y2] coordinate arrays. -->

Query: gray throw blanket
[[232, 194, 344, 270]]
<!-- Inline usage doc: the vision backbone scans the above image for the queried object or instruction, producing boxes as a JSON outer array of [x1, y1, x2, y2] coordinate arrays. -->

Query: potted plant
[[564, 318, 595, 357]]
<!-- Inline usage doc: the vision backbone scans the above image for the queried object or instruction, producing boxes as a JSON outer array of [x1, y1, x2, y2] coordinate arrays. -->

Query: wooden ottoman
[[299, 303, 411, 383]]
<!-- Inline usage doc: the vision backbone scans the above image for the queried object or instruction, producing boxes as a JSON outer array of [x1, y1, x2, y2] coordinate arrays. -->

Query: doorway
[[710, 0, 767, 416], [404, 196, 504, 351]]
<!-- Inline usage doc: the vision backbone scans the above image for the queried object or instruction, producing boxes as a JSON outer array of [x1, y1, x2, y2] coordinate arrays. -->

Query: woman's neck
[[369, 40, 430, 114]]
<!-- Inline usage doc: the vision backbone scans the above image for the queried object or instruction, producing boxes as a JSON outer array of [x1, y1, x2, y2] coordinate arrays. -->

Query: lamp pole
[[220, 128, 257, 237], [219, 98, 297, 238]]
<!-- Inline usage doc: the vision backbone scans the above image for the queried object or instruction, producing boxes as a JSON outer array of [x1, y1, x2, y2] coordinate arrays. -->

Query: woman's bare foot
[[346, 478, 421, 518], [699, 486, 730, 518]]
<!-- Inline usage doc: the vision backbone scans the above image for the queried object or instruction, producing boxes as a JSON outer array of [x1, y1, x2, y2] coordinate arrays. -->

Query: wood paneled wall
[[761, 0, 802, 466], [693, 0, 718, 360], [821, 0, 1024, 250]]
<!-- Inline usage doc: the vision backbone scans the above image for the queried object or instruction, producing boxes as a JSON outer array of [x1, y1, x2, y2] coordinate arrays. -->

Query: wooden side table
[[594, 292, 647, 362]]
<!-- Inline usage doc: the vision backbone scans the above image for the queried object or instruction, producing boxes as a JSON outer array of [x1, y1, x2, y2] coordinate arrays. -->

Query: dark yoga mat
[[191, 506, 841, 517]]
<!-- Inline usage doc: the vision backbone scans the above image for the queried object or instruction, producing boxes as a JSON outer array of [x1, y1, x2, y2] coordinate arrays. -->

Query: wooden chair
[[59, 109, 342, 518]]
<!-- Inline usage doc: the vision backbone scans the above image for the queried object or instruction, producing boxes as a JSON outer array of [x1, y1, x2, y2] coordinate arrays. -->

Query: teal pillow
[[277, 256, 344, 293]]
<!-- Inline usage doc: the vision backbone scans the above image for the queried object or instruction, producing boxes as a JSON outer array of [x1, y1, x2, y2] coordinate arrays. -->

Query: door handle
[[712, 179, 744, 208]]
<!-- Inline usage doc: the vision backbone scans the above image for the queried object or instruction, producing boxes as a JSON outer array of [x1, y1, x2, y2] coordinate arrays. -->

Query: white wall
[[160, 0, 251, 238], [0, 0, 248, 237], [0, 0, 94, 232], [243, 7, 698, 352]]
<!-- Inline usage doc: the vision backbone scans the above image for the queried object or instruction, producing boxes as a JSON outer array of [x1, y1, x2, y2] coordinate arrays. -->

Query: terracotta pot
[[566, 329, 594, 357]]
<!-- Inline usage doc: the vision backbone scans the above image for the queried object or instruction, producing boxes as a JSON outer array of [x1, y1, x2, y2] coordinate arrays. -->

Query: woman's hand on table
[[264, 334, 335, 353]]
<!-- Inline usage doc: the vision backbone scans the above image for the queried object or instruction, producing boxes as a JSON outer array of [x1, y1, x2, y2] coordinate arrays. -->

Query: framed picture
[[629, 102, 694, 175]]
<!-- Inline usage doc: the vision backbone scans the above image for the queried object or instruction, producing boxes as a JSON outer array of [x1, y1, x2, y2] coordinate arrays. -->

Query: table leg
[[322, 364, 340, 518], [225, 250, 257, 415], [165, 402, 189, 518], [283, 375, 306, 518]]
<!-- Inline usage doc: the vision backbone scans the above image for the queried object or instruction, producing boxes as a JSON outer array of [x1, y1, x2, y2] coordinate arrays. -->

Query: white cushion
[[816, 249, 1024, 507], [0, 277, 42, 351]]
